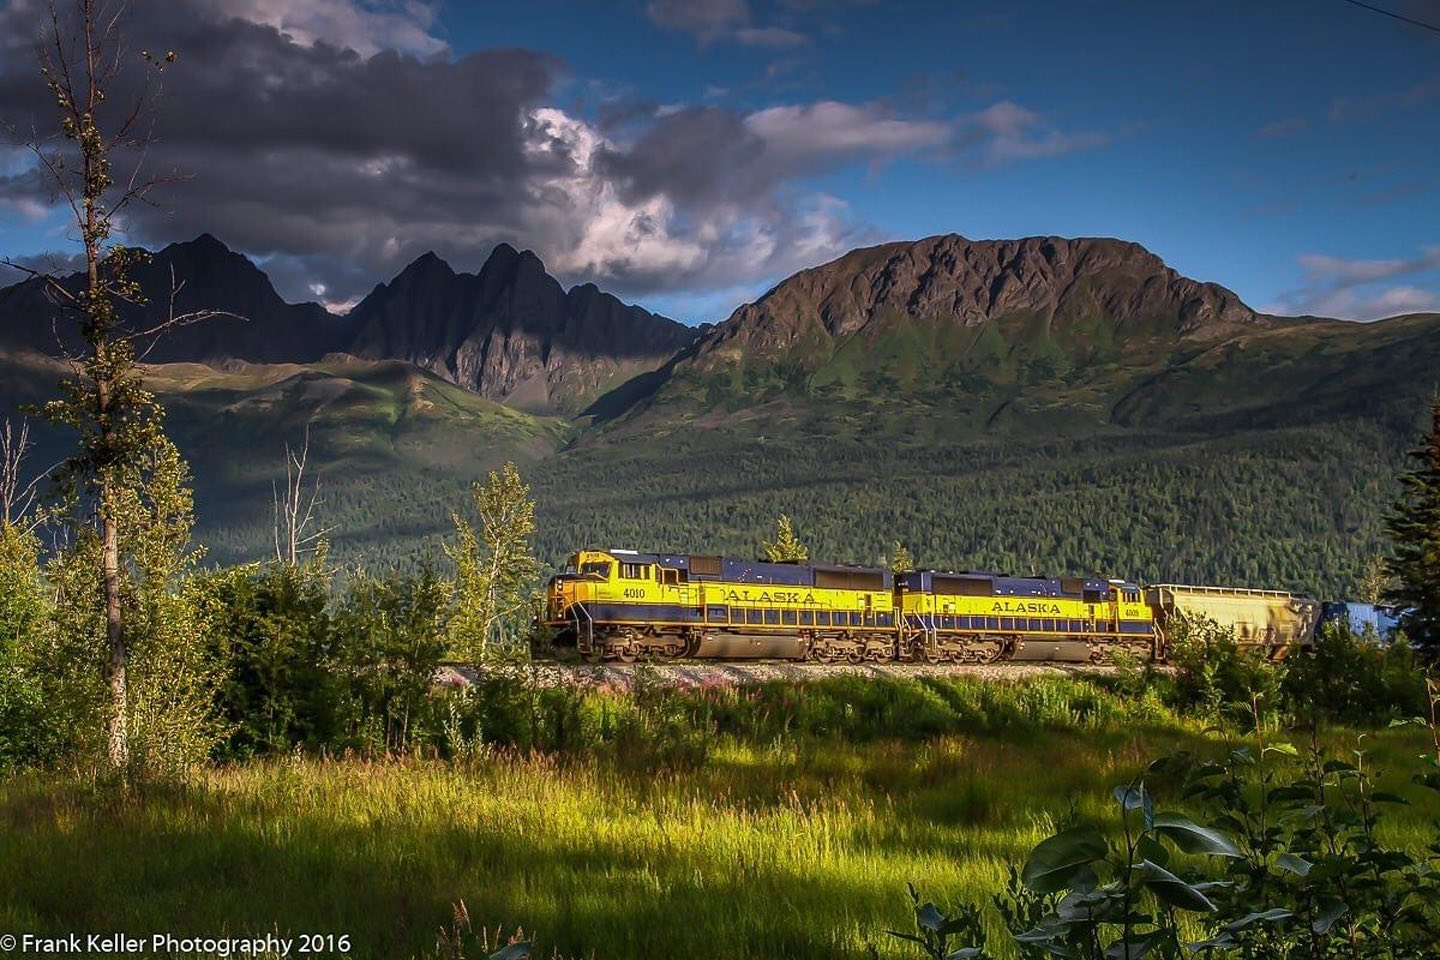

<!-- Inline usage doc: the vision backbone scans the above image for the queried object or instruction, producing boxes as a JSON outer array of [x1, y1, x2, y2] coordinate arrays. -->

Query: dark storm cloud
[[0, 0, 563, 303], [0, 0, 1104, 308]]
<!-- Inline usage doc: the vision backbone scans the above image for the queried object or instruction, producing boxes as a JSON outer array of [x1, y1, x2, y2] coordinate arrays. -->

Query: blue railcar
[[1318, 601, 1407, 645]]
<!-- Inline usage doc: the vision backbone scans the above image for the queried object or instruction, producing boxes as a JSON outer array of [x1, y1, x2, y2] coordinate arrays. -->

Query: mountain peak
[[603, 233, 1269, 425], [345, 242, 698, 414]]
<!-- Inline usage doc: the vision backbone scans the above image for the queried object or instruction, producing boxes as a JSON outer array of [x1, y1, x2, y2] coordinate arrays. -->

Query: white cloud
[[196, 0, 446, 57], [645, 0, 749, 42], [966, 101, 1109, 165], [735, 26, 808, 48], [744, 100, 953, 161], [1271, 246, 1440, 320], [1298, 248, 1440, 285], [519, 107, 857, 293], [1286, 285, 1440, 321]]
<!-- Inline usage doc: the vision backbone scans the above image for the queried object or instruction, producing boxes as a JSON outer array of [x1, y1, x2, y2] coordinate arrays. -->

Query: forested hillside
[[3, 235, 1436, 596]]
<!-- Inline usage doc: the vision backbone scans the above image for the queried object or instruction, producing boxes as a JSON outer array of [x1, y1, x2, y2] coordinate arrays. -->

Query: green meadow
[[3, 675, 1437, 960]]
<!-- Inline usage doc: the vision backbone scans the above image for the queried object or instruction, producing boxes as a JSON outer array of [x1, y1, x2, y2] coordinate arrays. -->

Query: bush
[[1165, 614, 1280, 724], [331, 565, 452, 754], [1280, 622, 1431, 726], [0, 524, 57, 768], [194, 562, 340, 758], [891, 720, 1440, 960]]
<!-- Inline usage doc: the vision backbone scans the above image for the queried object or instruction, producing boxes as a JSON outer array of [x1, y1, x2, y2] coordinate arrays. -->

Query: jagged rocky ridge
[[0, 236, 697, 416], [346, 243, 696, 414]]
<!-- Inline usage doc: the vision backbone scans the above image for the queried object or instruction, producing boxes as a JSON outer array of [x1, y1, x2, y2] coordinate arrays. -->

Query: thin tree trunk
[[102, 482, 127, 768]]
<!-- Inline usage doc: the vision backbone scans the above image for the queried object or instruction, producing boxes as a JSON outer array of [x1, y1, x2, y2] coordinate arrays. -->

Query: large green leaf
[[1022, 826, 1110, 893], [1225, 908, 1293, 931], [1104, 930, 1167, 960], [1274, 854, 1312, 876], [916, 903, 947, 932], [1152, 813, 1243, 858], [1311, 899, 1348, 935], [488, 944, 531, 960], [1140, 859, 1218, 912]]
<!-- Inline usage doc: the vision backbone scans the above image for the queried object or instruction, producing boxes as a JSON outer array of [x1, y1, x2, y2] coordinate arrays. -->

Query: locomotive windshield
[[580, 561, 612, 579]]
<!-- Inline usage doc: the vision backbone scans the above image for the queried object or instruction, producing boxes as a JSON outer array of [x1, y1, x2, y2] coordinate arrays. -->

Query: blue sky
[[3, 0, 1440, 322]]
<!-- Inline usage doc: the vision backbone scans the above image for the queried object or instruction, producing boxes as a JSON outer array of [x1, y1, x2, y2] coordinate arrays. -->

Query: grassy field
[[3, 677, 1437, 960]]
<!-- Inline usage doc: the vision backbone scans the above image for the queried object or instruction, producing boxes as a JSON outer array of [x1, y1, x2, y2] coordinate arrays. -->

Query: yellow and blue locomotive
[[546, 549, 896, 662], [895, 570, 1157, 663]]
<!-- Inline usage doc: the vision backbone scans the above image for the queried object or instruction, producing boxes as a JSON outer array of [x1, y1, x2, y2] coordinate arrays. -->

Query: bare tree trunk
[[102, 482, 127, 768]]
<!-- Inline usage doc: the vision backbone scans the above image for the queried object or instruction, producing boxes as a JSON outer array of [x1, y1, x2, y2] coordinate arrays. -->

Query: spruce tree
[[889, 541, 915, 573], [762, 514, 809, 563], [1384, 394, 1440, 655]]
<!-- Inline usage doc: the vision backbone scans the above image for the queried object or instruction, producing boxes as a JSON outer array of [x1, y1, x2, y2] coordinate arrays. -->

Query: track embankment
[[436, 660, 1127, 691]]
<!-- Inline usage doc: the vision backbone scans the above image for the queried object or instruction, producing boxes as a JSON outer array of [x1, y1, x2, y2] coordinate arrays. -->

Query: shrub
[[1165, 614, 1279, 724], [193, 562, 340, 758], [331, 565, 452, 754], [1280, 622, 1430, 726], [892, 720, 1440, 960]]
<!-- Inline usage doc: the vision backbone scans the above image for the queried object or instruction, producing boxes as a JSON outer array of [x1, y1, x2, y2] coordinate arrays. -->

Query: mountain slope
[[346, 244, 698, 414], [0, 235, 355, 363], [0, 349, 570, 565], [597, 234, 1435, 436], [0, 236, 700, 417]]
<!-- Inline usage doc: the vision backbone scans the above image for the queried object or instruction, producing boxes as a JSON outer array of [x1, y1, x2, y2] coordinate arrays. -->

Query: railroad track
[[436, 659, 1131, 690]]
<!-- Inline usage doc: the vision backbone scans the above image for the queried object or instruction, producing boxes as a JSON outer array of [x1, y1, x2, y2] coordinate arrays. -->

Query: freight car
[[544, 548, 1240, 663], [1146, 584, 1320, 660]]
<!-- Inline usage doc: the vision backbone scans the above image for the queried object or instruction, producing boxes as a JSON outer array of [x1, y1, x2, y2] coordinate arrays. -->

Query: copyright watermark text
[[0, 933, 352, 956]]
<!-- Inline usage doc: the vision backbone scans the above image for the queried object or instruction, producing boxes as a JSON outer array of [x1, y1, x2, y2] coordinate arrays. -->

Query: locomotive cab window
[[580, 561, 612, 579], [619, 562, 649, 580]]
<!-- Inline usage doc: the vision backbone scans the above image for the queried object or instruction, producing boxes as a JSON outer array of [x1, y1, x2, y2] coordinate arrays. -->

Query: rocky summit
[[687, 234, 1262, 371], [346, 243, 696, 415]]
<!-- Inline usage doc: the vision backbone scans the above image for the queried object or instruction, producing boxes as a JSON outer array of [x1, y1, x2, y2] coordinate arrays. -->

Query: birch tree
[[445, 462, 541, 660], [6, 1, 228, 769]]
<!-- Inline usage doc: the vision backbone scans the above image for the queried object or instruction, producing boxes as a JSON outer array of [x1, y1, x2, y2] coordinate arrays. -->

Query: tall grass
[[2, 677, 1436, 960]]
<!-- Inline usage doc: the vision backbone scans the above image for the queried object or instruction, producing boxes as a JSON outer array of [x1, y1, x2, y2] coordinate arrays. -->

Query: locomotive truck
[[543, 548, 1323, 663]]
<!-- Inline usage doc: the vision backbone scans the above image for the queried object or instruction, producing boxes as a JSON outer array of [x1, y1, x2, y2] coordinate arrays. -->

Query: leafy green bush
[[1280, 623, 1431, 726], [0, 523, 58, 768], [331, 565, 452, 754], [1164, 614, 1280, 724], [193, 561, 341, 757], [890, 713, 1440, 960]]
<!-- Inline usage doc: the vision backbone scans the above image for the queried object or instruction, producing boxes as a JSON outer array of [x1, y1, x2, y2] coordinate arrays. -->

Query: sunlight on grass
[[4, 721, 1436, 960]]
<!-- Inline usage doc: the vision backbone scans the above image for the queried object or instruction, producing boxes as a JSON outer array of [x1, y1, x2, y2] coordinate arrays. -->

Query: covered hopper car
[[544, 548, 1327, 663]]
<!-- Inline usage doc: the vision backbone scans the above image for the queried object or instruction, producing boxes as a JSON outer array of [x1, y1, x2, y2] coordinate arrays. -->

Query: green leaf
[[1264, 742, 1300, 757], [1369, 791, 1409, 805], [1141, 860, 1218, 912], [1114, 783, 1156, 831], [916, 902, 947, 932], [1013, 914, 1073, 944], [1136, 835, 1170, 868], [1103, 930, 1167, 960], [1311, 899, 1348, 935], [1152, 814, 1243, 858], [1267, 785, 1315, 804], [1186, 932, 1237, 953], [1274, 853, 1312, 876], [1225, 908, 1293, 931], [488, 944, 531, 960], [1022, 826, 1110, 893]]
